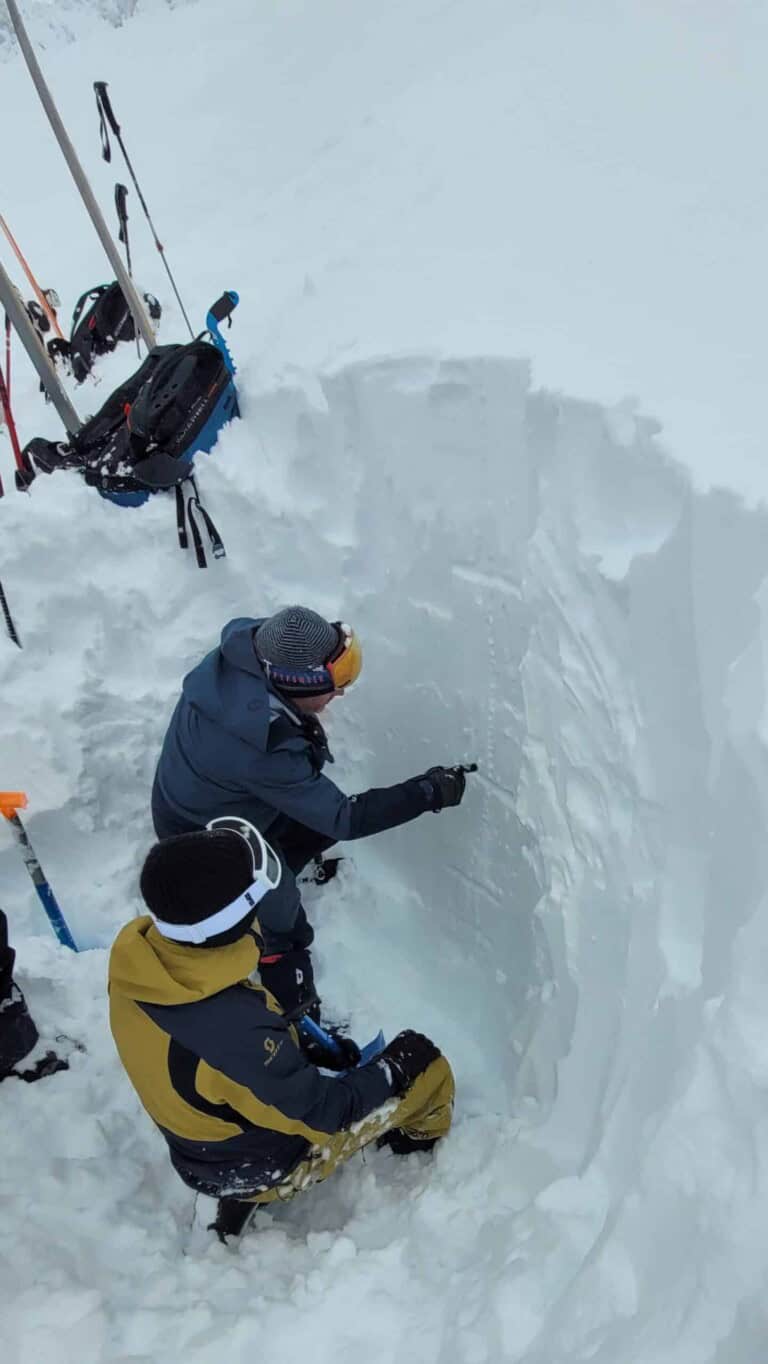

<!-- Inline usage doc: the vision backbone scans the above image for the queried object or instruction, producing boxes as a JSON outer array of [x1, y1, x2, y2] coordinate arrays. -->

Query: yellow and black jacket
[[109, 917, 394, 1196]]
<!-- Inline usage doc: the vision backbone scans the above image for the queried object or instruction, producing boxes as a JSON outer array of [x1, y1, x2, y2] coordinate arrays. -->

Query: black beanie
[[140, 830, 253, 926]]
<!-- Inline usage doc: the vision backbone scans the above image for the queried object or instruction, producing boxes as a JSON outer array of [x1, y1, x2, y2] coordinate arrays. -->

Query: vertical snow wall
[[2, 353, 768, 1356]]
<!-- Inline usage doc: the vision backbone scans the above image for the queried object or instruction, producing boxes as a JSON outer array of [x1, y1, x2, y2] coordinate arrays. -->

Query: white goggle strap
[[206, 816, 282, 890], [150, 878, 269, 945]]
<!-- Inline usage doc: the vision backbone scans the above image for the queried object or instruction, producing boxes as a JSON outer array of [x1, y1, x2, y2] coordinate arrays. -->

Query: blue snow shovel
[[0, 792, 77, 951], [298, 1014, 386, 1072]]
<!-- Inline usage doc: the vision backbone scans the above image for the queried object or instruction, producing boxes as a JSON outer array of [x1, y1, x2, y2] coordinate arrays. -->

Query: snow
[[1, 1, 768, 1362]]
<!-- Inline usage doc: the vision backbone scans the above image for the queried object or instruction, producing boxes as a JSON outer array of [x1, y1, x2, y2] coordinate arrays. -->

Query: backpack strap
[[71, 285, 108, 336], [175, 484, 188, 551], [175, 476, 226, 568]]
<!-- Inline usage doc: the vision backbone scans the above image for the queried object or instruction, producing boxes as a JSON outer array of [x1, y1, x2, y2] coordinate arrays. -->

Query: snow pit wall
[[2, 352, 768, 1157]]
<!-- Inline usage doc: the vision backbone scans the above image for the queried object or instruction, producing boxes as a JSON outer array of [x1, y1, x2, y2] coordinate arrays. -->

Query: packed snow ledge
[[1, 353, 767, 1363]]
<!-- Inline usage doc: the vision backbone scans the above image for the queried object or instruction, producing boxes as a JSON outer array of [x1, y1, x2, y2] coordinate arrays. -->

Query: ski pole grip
[[0, 790, 28, 819], [114, 183, 129, 243], [94, 82, 120, 135]]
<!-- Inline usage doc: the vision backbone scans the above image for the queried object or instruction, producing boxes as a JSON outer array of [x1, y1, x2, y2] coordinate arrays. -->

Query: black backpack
[[69, 281, 161, 383], [22, 293, 240, 566]]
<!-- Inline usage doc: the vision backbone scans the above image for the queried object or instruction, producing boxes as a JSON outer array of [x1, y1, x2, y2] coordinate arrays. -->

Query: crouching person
[[108, 826, 454, 1239]]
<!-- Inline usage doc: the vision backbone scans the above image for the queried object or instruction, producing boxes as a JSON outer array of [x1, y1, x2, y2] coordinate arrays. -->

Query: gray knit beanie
[[255, 606, 339, 669]]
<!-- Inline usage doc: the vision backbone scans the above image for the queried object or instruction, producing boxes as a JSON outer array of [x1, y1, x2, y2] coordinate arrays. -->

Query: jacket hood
[[180, 617, 298, 749], [108, 916, 261, 1006]]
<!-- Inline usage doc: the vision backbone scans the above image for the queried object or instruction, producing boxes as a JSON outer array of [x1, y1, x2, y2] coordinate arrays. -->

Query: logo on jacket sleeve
[[264, 1035, 284, 1066]]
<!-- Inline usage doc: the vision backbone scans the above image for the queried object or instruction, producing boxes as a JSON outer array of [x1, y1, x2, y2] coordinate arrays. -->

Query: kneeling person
[[108, 828, 454, 1230]]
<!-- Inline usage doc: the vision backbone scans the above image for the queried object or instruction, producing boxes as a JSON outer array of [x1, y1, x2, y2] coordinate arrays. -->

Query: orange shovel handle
[[0, 790, 28, 819]]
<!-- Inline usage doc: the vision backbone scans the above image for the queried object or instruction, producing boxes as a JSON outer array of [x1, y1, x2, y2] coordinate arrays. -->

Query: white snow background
[[1, 2, 768, 1361]]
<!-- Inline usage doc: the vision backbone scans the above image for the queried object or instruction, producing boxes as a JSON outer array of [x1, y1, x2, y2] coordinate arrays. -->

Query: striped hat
[[254, 606, 340, 694]]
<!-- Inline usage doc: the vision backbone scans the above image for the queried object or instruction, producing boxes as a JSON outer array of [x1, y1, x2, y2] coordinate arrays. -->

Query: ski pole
[[94, 81, 195, 339], [0, 792, 77, 950], [0, 365, 25, 474], [114, 183, 140, 358], [4, 0, 156, 351], [0, 214, 65, 340], [0, 453, 21, 647], [0, 581, 21, 648], [114, 183, 133, 276]]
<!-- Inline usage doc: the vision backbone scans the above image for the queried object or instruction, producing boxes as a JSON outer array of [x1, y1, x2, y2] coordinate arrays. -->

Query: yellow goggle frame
[[327, 624, 363, 690]]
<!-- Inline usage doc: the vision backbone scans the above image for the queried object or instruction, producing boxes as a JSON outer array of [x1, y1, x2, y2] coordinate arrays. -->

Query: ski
[[0, 214, 65, 340]]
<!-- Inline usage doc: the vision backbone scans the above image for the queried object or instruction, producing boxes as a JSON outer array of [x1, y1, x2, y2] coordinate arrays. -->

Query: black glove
[[299, 1022, 361, 1072], [418, 765, 467, 812], [258, 947, 316, 1017], [379, 1030, 441, 1095]]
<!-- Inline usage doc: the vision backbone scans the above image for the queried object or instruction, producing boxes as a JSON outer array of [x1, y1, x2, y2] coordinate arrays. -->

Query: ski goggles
[[149, 817, 282, 945], [206, 815, 283, 890], [262, 622, 363, 696], [326, 623, 363, 691]]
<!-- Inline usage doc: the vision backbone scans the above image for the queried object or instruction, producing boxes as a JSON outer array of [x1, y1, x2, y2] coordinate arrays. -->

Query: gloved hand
[[258, 947, 316, 1017], [379, 1029, 441, 1095], [300, 1022, 361, 1072], [418, 765, 467, 812]]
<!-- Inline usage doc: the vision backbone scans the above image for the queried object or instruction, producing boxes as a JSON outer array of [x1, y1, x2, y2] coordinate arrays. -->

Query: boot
[[209, 1198, 256, 1243], [377, 1128, 439, 1155]]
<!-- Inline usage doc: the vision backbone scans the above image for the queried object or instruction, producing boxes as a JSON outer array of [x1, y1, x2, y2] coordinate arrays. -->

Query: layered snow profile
[[2, 354, 768, 1363]]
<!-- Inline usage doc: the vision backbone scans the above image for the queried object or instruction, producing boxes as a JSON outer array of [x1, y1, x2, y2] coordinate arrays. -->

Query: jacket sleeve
[[151, 988, 397, 1143], [253, 744, 434, 841]]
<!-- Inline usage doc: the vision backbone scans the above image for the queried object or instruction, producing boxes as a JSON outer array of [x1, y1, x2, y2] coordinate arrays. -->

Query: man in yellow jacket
[[109, 820, 454, 1239]]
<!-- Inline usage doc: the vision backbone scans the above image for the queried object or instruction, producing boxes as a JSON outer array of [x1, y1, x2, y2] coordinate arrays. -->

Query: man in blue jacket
[[152, 606, 469, 877], [109, 826, 454, 1240], [151, 607, 471, 1022]]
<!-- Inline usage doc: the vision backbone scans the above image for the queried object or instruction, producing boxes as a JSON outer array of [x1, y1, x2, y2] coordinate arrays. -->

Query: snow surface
[[2, 2, 768, 1362]]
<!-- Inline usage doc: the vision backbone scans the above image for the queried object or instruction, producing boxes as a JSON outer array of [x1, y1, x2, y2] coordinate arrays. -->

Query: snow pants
[[0, 909, 39, 1076], [265, 813, 337, 877], [247, 1055, 455, 1205]]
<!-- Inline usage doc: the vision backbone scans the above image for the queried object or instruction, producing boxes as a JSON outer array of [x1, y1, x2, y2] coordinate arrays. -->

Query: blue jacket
[[152, 617, 432, 847]]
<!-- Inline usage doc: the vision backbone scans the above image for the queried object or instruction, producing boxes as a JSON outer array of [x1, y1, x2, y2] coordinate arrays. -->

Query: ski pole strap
[[94, 81, 120, 161]]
